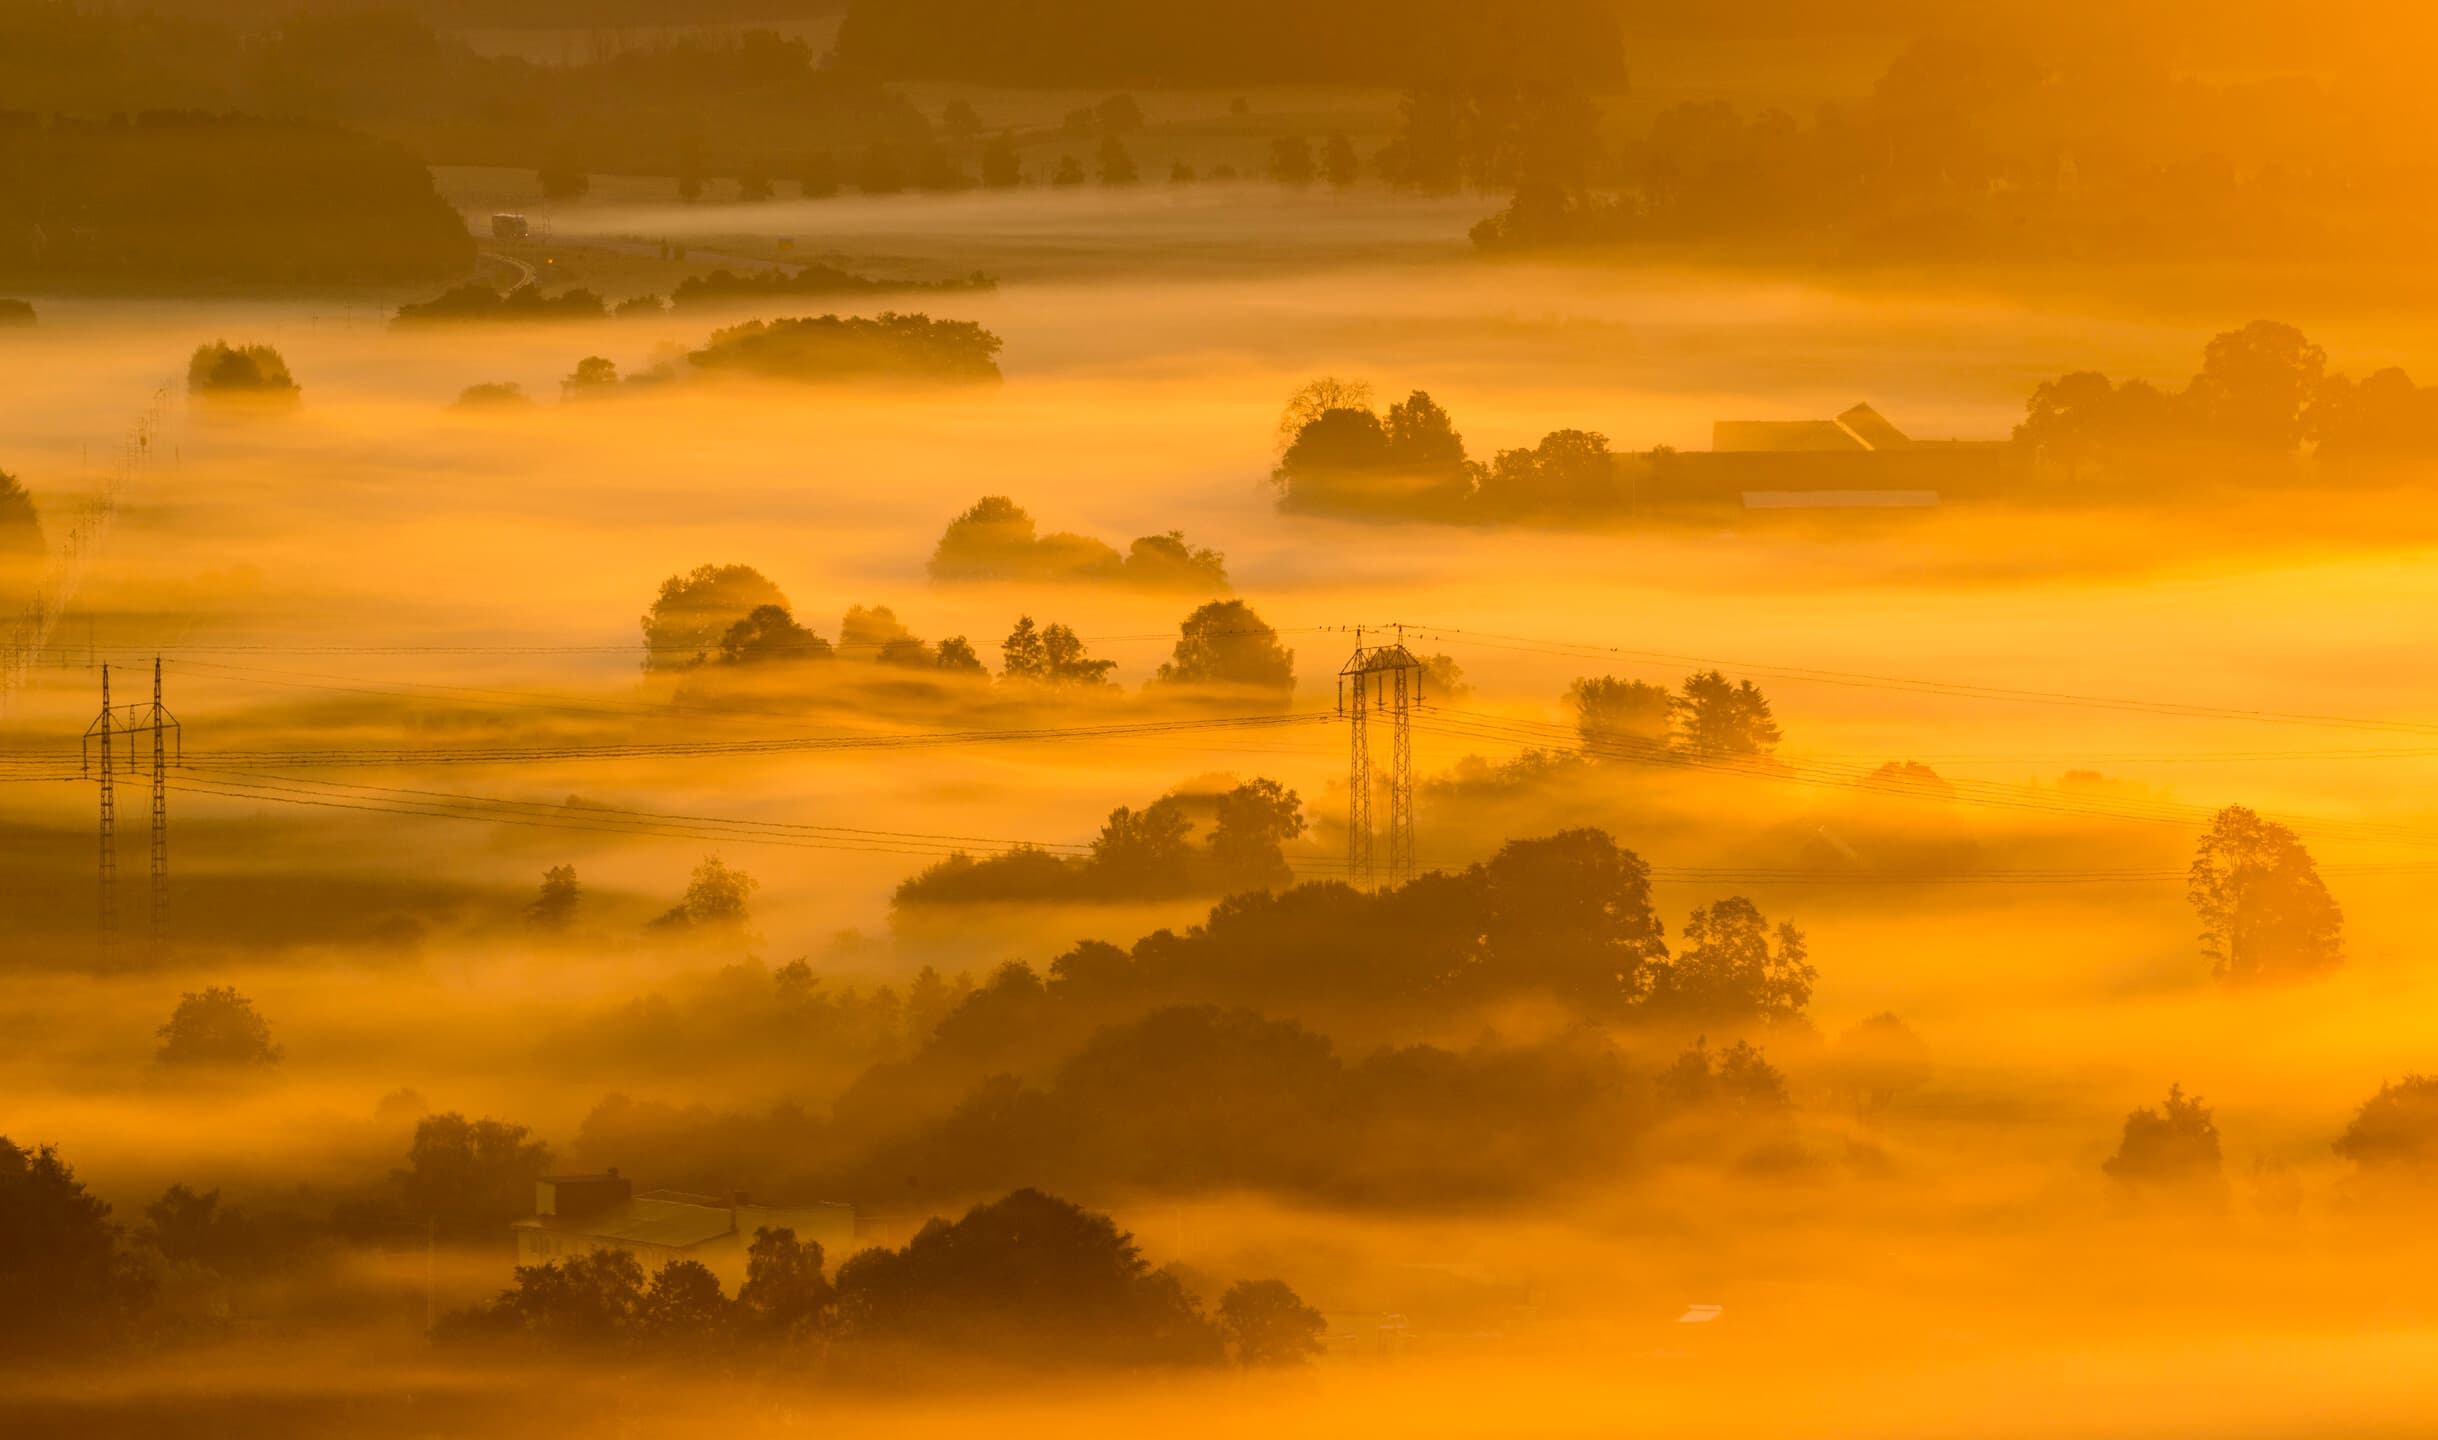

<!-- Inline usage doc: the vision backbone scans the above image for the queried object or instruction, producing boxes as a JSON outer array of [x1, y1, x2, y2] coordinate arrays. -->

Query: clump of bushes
[[684, 312, 1002, 384], [187, 342, 299, 403], [392, 284, 607, 327]]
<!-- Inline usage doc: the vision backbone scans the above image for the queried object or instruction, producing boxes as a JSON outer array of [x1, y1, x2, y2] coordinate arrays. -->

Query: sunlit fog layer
[[6, 12, 2438, 1437]]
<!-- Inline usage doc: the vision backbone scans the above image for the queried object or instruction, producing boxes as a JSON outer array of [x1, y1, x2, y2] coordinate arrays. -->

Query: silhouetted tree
[[1097, 135, 1139, 185], [2188, 320, 2326, 453], [831, 1188, 1223, 1367], [1052, 154, 1086, 187], [737, 172, 775, 201], [737, 1226, 834, 1338], [1673, 670, 1781, 759], [1567, 676, 1672, 754], [941, 99, 983, 139], [1088, 799, 1195, 894], [1476, 828, 1668, 1010], [2188, 806, 2343, 983], [1276, 376, 1375, 451], [1476, 428, 1613, 519], [0, 470, 42, 556], [1218, 1278, 1326, 1365], [0, 1137, 149, 1345], [934, 636, 987, 675], [2103, 1084, 2223, 1195], [1154, 600, 1294, 697], [527, 865, 581, 932], [2333, 1075, 2438, 1179], [1209, 779, 1305, 891], [155, 986, 280, 1068], [653, 855, 758, 936], [857, 141, 907, 194], [720, 604, 832, 664], [394, 1113, 552, 1235], [562, 355, 619, 397], [1001, 616, 1115, 686], [187, 341, 298, 399], [637, 1257, 734, 1340], [1646, 897, 1814, 1026], [641, 563, 790, 672]]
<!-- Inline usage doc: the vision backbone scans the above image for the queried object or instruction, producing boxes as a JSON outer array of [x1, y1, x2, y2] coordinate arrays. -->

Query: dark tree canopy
[[187, 341, 298, 397], [0, 1137, 150, 1345], [642, 564, 790, 672], [928, 496, 1226, 590], [155, 985, 281, 1068], [1154, 600, 1295, 697], [2102, 1084, 2224, 1195], [684, 313, 1003, 385], [1646, 897, 1815, 1026], [1567, 676, 1672, 753], [831, 1188, 1222, 1367], [393, 1113, 553, 1235], [2333, 1075, 2438, 1179], [1218, 1278, 1327, 1365], [2187, 806, 2343, 983], [0, 469, 45, 557]]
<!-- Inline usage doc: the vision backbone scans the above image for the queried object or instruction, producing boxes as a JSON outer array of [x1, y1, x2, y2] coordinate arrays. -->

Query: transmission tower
[[1338, 629, 1425, 889], [81, 658, 178, 963], [148, 658, 180, 956], [83, 664, 117, 961]]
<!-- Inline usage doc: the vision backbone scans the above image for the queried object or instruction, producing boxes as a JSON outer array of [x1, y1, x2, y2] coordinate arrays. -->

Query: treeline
[[1269, 378, 1628, 524], [521, 313, 1002, 401], [1466, 24, 2438, 262], [440, 1189, 1324, 1372], [0, 111, 472, 285], [2018, 321, 2438, 476], [638, 564, 1297, 698], [830, 0, 1624, 89], [894, 778, 1304, 907], [0, 6, 923, 182], [927, 496, 1227, 591]]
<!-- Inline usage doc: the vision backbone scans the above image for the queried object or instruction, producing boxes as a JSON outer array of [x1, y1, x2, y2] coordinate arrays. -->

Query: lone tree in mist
[[2187, 320, 2326, 454], [0, 469, 43, 557], [1153, 600, 1294, 698], [641, 563, 790, 672], [1827, 1012, 1932, 1113], [2332, 1075, 2438, 1180], [186, 341, 298, 400], [651, 855, 758, 937], [1218, 1278, 1327, 1366], [2187, 806, 2343, 983], [1673, 670, 1782, 760], [2102, 1084, 2223, 1197], [1567, 675, 1672, 754], [526, 865, 581, 932], [1275, 375, 1374, 454], [154, 986, 280, 1068]]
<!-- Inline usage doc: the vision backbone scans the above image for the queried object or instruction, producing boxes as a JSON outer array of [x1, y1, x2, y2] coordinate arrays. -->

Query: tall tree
[[1672, 671, 1781, 759], [2187, 806, 2343, 982]]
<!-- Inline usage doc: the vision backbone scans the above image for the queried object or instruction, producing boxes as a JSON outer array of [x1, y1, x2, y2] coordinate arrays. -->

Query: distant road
[[479, 250, 538, 292]]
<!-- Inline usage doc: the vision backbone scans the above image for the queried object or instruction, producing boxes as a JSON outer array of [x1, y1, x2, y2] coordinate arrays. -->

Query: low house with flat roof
[[512, 1170, 855, 1283], [1632, 403, 2022, 509]]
